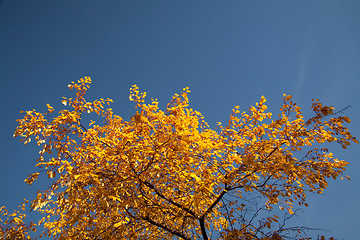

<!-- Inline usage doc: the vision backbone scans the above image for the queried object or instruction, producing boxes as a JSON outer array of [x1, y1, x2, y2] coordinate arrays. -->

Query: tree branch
[[141, 180, 197, 218], [141, 215, 191, 240], [199, 218, 209, 240]]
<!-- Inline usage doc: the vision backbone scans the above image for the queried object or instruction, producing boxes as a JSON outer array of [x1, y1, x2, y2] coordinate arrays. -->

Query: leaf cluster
[[2, 77, 357, 239]]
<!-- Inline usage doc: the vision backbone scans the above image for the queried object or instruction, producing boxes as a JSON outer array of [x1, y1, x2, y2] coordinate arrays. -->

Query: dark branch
[[199, 218, 209, 240], [141, 180, 197, 218], [141, 215, 191, 240]]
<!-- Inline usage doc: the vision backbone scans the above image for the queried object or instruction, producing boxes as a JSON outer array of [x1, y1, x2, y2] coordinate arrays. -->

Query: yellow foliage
[[3, 77, 357, 239]]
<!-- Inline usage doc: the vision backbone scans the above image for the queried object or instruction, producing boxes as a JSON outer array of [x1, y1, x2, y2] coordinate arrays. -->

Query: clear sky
[[0, 1, 359, 239]]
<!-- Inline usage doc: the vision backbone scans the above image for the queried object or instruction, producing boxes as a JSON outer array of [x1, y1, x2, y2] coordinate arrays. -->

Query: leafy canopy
[[1, 77, 358, 239]]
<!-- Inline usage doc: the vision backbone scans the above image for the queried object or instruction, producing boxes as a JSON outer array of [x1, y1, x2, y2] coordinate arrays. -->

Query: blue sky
[[0, 1, 359, 239]]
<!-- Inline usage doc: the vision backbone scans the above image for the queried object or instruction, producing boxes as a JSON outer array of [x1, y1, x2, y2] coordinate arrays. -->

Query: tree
[[1, 77, 358, 239]]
